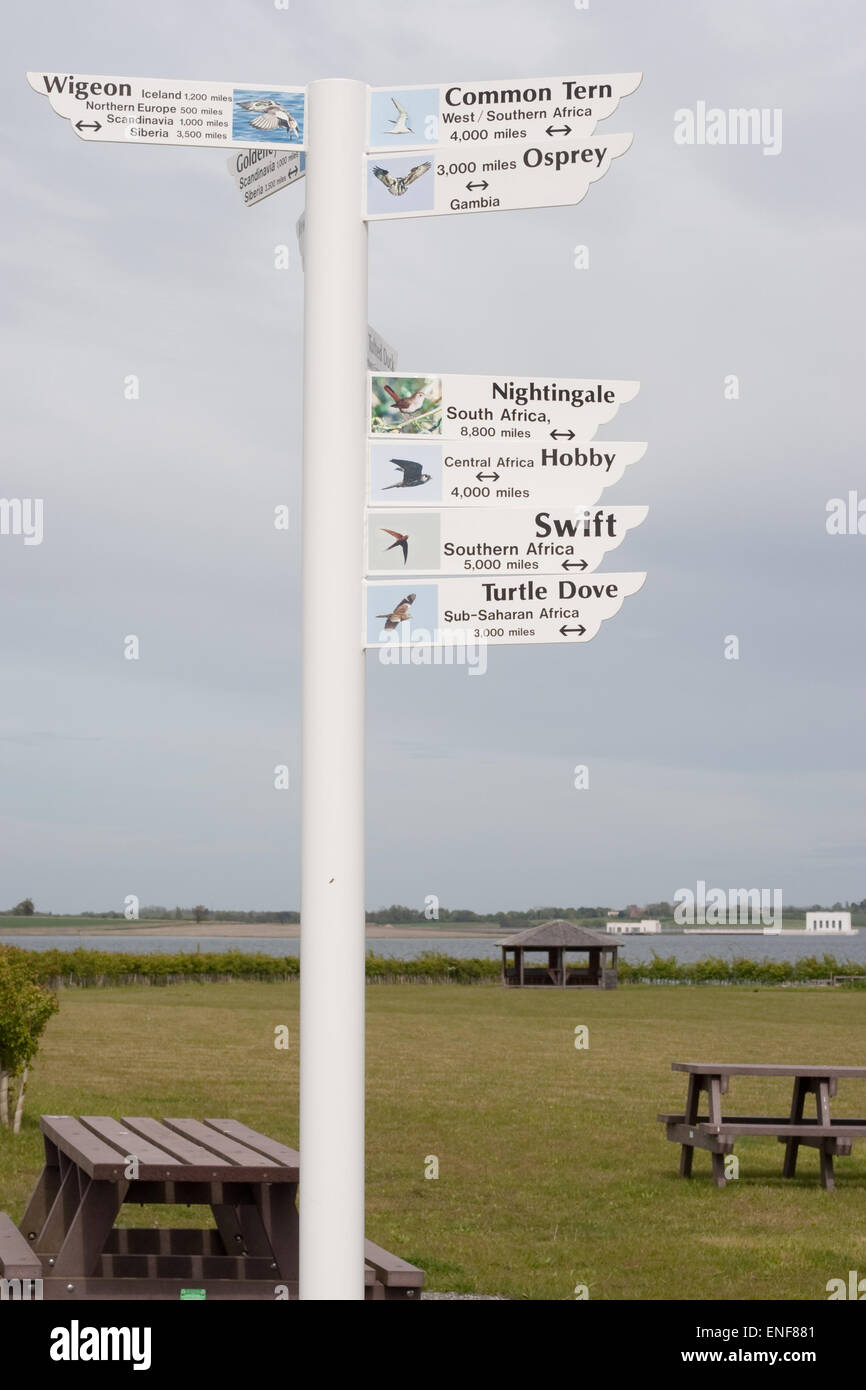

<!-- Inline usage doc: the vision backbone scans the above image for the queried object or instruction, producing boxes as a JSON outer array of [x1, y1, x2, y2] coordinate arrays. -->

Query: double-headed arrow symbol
[[559, 623, 586, 637], [561, 559, 588, 572], [550, 428, 576, 440], [545, 124, 572, 137], [466, 180, 489, 192], [476, 470, 499, 482], [75, 120, 101, 132]]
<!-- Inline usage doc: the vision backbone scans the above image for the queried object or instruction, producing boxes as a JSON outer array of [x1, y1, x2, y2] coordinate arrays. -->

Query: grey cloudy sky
[[2, 0, 863, 914]]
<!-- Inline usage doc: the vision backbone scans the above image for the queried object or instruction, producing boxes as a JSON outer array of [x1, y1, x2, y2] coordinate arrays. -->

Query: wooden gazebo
[[498, 920, 620, 989]]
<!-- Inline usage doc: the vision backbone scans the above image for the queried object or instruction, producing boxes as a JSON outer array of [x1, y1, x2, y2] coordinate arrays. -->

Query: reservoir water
[[2, 933, 865, 966]]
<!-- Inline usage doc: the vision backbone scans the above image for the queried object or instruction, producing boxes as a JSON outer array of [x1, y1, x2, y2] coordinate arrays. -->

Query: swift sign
[[364, 133, 632, 219], [365, 504, 648, 577], [26, 72, 306, 149], [366, 73, 642, 150], [364, 571, 646, 647]]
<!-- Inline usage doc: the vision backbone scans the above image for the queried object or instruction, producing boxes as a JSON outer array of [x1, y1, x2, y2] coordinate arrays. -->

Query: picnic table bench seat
[[661, 1063, 866, 1190], [4, 1115, 424, 1300]]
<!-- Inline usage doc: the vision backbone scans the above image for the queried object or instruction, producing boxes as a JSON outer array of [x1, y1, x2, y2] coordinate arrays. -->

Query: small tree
[[192, 905, 209, 923], [0, 950, 60, 1132], [12, 898, 35, 917]]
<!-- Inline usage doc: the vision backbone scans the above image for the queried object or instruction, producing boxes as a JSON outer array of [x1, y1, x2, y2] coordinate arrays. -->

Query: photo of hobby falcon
[[372, 161, 431, 197], [381, 528, 409, 564], [377, 593, 416, 630], [383, 459, 432, 490], [236, 99, 300, 137]]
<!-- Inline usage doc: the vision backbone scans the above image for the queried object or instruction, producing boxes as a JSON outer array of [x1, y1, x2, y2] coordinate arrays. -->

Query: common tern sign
[[364, 133, 632, 219], [364, 572, 646, 647], [365, 505, 648, 577], [367, 73, 641, 151], [26, 72, 306, 149]]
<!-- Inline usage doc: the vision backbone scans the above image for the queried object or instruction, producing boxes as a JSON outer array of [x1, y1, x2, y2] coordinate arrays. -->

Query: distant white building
[[606, 919, 662, 935], [805, 911, 854, 933]]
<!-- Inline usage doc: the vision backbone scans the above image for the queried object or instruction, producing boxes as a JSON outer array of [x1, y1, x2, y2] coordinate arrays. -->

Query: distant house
[[805, 911, 854, 933], [606, 919, 662, 935]]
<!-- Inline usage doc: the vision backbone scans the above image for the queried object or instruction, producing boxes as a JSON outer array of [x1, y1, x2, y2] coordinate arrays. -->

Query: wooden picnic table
[[0, 1115, 423, 1300], [659, 1063, 866, 1191]]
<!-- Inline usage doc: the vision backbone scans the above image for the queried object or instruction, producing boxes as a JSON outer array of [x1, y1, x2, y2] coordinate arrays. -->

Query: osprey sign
[[367, 73, 642, 151], [26, 72, 306, 149], [364, 133, 633, 220], [364, 572, 646, 647]]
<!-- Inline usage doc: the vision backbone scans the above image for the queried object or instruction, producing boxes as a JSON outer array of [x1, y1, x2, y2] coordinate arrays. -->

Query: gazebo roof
[[496, 919, 618, 949]]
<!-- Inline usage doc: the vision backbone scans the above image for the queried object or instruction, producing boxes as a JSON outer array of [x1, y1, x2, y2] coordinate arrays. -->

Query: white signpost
[[364, 572, 646, 647], [364, 133, 633, 220], [367, 438, 647, 509], [27, 71, 306, 148], [367, 73, 642, 150], [369, 371, 638, 441], [28, 64, 643, 1304], [227, 147, 305, 206], [366, 505, 648, 576]]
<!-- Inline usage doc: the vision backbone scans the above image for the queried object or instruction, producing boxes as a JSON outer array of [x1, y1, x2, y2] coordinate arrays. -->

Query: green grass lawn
[[2, 981, 866, 1300]]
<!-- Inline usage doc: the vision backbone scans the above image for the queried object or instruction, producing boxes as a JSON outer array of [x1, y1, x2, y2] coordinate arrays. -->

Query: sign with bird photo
[[364, 572, 646, 647], [366, 74, 642, 152], [364, 132, 633, 220], [367, 439, 647, 509], [26, 72, 306, 149], [369, 373, 639, 443], [227, 147, 305, 206], [365, 505, 648, 577]]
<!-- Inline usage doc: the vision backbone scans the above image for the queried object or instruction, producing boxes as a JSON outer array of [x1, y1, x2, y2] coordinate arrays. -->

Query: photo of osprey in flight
[[236, 98, 300, 138], [372, 161, 431, 197]]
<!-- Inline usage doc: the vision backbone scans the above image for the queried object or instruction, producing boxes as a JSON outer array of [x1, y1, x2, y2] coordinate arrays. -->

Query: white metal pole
[[299, 77, 368, 1300]]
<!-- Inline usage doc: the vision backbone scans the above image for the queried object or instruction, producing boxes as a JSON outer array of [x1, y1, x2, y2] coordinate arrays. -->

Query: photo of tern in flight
[[387, 97, 413, 135]]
